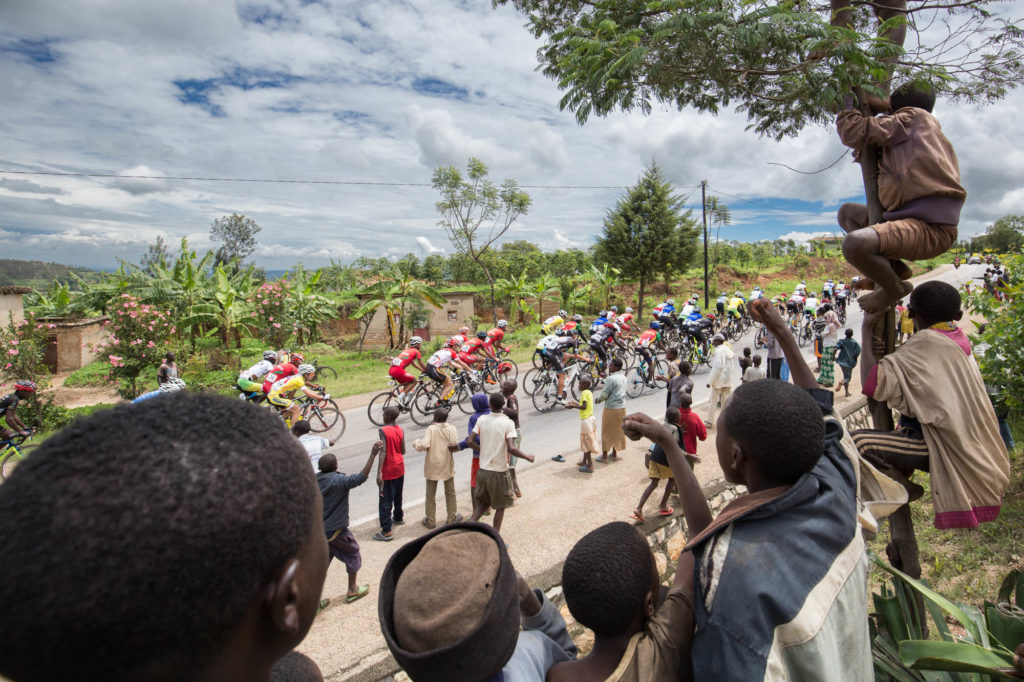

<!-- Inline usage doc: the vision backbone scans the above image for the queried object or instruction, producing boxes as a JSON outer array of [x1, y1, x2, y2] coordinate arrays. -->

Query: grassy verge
[[867, 413, 1023, 606]]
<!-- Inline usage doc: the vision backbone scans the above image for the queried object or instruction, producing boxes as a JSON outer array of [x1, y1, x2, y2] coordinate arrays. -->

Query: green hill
[[0, 259, 99, 289]]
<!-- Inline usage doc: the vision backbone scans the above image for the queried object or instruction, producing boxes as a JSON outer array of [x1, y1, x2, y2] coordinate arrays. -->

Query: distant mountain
[[0, 259, 99, 289]]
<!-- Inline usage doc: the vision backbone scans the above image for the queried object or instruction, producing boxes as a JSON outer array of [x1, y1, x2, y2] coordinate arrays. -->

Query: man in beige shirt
[[413, 408, 461, 529]]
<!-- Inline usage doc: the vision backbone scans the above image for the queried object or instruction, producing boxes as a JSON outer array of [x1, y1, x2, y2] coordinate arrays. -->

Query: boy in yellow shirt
[[565, 375, 598, 473]]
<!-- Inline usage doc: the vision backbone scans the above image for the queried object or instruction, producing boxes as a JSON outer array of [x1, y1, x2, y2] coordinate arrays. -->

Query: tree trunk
[[638, 278, 646, 324]]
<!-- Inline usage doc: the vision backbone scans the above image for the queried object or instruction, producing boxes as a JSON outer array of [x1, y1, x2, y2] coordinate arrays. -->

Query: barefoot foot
[[859, 281, 913, 313]]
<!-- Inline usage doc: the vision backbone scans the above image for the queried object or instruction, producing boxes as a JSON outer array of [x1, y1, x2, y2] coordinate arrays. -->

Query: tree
[[210, 213, 261, 270], [350, 268, 447, 349], [978, 215, 1024, 253], [594, 164, 700, 318], [433, 158, 532, 322], [140, 236, 171, 276], [421, 254, 448, 285]]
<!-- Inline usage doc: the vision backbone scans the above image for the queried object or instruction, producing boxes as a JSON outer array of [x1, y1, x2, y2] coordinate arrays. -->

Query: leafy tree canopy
[[210, 213, 262, 268]]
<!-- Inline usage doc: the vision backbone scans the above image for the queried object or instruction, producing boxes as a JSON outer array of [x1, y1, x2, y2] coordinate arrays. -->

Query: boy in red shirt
[[677, 392, 707, 459], [373, 406, 406, 542]]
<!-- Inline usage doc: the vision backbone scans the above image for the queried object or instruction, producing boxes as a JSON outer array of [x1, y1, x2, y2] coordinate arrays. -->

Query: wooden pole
[[702, 180, 709, 309]]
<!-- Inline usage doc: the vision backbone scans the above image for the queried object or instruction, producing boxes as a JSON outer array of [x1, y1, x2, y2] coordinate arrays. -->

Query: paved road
[[329, 263, 981, 531]]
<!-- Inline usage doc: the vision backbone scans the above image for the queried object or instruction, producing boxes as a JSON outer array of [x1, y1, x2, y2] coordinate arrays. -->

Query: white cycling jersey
[[239, 360, 273, 381], [537, 334, 558, 350], [427, 349, 455, 368]]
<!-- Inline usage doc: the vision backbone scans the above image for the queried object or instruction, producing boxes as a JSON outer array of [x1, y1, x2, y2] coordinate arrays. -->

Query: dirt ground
[[47, 373, 121, 409]]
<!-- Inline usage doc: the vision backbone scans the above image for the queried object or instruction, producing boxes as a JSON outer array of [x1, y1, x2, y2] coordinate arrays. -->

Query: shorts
[[872, 219, 956, 261], [648, 461, 674, 480], [389, 365, 415, 384], [458, 353, 479, 365], [424, 365, 446, 383], [237, 378, 262, 393], [267, 393, 293, 409], [326, 528, 362, 575], [547, 351, 565, 372], [474, 469, 515, 510]]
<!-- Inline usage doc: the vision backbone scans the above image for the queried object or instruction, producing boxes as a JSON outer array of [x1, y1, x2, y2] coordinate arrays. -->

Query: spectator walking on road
[[413, 408, 461, 529], [596, 358, 627, 463], [468, 393, 535, 534], [318, 445, 381, 606], [835, 329, 861, 396], [501, 380, 524, 498], [373, 406, 405, 542], [706, 333, 737, 428], [631, 408, 687, 522], [565, 375, 598, 473], [817, 304, 841, 387]]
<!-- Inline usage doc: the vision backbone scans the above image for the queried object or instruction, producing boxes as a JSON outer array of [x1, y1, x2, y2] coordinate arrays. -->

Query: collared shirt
[[596, 372, 627, 409]]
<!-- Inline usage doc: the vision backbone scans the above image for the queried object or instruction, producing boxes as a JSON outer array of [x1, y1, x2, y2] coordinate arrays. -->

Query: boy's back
[[318, 469, 366, 533], [379, 423, 404, 480]]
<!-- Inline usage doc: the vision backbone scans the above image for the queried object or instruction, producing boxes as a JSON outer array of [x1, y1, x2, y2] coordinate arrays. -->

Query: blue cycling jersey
[[590, 316, 608, 331], [686, 310, 703, 322]]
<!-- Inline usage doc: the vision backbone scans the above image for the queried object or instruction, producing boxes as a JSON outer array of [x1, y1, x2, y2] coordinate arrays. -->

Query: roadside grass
[[62, 361, 110, 388], [867, 413, 1024, 607]]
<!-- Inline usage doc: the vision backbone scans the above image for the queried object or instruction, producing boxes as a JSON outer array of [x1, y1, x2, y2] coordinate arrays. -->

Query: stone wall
[[41, 317, 110, 373], [0, 287, 30, 326]]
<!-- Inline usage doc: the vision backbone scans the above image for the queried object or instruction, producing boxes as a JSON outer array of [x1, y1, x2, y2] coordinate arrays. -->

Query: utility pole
[[701, 180, 709, 309]]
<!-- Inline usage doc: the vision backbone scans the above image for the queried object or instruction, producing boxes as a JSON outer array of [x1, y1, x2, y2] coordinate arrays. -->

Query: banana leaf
[[984, 601, 1024, 653], [899, 640, 1016, 678]]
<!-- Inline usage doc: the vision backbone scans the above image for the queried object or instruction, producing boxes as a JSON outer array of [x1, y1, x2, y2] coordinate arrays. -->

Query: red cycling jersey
[[618, 313, 634, 330], [262, 363, 297, 393], [487, 328, 504, 345], [391, 347, 422, 369]]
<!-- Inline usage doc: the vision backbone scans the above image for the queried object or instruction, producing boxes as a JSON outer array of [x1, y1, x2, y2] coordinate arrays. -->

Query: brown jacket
[[837, 107, 966, 225]]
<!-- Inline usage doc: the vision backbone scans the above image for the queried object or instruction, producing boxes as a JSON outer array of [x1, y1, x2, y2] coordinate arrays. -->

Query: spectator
[[758, 327, 787, 380], [705, 333, 737, 428], [835, 329, 862, 396], [379, 522, 577, 681], [667, 360, 695, 410], [0, 393, 328, 682], [501, 380, 524, 498], [817, 304, 841, 387], [270, 651, 324, 682], [564, 375, 598, 473], [631, 408, 685, 522], [456, 393, 491, 501], [743, 354, 766, 382], [293, 419, 334, 471], [595, 358, 628, 462], [318, 445, 380, 605], [467, 393, 535, 534], [373, 406, 405, 542], [738, 346, 753, 378], [157, 351, 178, 386], [854, 280, 1010, 529], [412, 408, 461, 529]]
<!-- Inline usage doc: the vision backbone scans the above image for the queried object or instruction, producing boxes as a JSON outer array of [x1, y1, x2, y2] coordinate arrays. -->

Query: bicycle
[[797, 316, 814, 347], [0, 432, 37, 482], [685, 335, 714, 369], [625, 354, 669, 398], [367, 379, 417, 427], [310, 357, 338, 383], [297, 389, 346, 441], [479, 352, 519, 390], [410, 370, 480, 426]]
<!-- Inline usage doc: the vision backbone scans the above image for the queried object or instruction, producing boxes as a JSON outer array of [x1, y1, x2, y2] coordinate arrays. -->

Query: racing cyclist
[[822, 278, 836, 299], [449, 326, 472, 350], [543, 328, 589, 401], [715, 292, 729, 318], [262, 352, 304, 394], [390, 336, 427, 404], [485, 320, 510, 356], [749, 285, 764, 301], [541, 311, 567, 335], [238, 350, 277, 402], [587, 320, 620, 375], [0, 380, 37, 441], [635, 322, 661, 374], [680, 295, 700, 319], [787, 290, 806, 320], [727, 291, 747, 322], [458, 331, 489, 371], [562, 313, 584, 335], [424, 340, 472, 404], [267, 363, 328, 427], [615, 307, 636, 335], [652, 299, 676, 331]]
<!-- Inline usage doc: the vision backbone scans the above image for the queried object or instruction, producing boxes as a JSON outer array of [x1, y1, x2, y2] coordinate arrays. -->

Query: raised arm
[[362, 440, 383, 478], [749, 300, 815, 389]]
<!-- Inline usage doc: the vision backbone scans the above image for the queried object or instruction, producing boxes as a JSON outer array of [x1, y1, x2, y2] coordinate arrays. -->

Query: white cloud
[[776, 230, 831, 246], [416, 236, 444, 254], [108, 165, 171, 196]]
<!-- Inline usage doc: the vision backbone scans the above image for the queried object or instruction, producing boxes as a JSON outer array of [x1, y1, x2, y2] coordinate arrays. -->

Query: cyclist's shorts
[[727, 308, 740, 318], [458, 353, 479, 365], [267, 393, 293, 410], [424, 365, 447, 383], [716, 302, 725, 313], [548, 351, 565, 372], [787, 302, 799, 314], [388, 365, 415, 385], [237, 378, 262, 393]]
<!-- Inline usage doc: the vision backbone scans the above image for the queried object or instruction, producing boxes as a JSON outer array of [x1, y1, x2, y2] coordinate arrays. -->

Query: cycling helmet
[[558, 309, 567, 318], [666, 298, 675, 305], [496, 320, 508, 329], [409, 335, 423, 347], [289, 352, 305, 365], [753, 285, 761, 291], [734, 291, 742, 297], [598, 310, 607, 318], [459, 326, 470, 335], [719, 292, 727, 297], [572, 314, 583, 322], [625, 307, 633, 313], [610, 305, 619, 312], [476, 331, 487, 340], [566, 327, 578, 336], [650, 321, 660, 330], [800, 280, 806, 285], [159, 378, 186, 393], [555, 329, 567, 337], [445, 338, 458, 348], [263, 350, 278, 362], [13, 380, 37, 393], [297, 363, 316, 376]]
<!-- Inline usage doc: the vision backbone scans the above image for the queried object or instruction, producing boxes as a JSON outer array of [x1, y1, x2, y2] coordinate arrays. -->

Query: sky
[[1, 0, 1022, 269]]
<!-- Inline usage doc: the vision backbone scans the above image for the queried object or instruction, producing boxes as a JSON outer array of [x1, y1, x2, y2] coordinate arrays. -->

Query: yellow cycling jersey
[[727, 297, 745, 313], [269, 374, 305, 396], [541, 316, 565, 335]]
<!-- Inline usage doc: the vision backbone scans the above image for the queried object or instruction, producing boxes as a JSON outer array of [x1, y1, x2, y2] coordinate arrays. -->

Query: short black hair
[[678, 360, 693, 376], [752, 354, 762, 366], [292, 419, 312, 436], [665, 347, 678, 358], [0, 393, 317, 682], [665, 407, 679, 424], [383, 405, 399, 423], [679, 391, 693, 409], [722, 381, 825, 485], [610, 358, 623, 371], [433, 407, 450, 423], [845, 328, 854, 338], [910, 280, 961, 323], [579, 375, 592, 388], [270, 651, 324, 682], [488, 392, 505, 411], [743, 347, 751, 357], [319, 453, 338, 472], [891, 82, 936, 113], [562, 522, 654, 636]]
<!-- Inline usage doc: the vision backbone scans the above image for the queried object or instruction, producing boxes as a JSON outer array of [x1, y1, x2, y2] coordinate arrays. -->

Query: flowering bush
[[0, 311, 56, 429], [94, 294, 176, 398], [248, 280, 293, 349]]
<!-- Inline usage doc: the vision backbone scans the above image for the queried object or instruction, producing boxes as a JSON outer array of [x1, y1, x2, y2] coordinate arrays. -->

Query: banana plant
[[286, 265, 340, 345], [178, 265, 254, 348]]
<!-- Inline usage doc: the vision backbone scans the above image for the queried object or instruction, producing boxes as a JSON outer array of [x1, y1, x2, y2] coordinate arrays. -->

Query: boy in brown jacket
[[413, 408, 462, 529], [836, 83, 966, 312]]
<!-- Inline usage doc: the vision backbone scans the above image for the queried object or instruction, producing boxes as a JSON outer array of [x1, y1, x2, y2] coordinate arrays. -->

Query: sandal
[[658, 506, 675, 517], [346, 585, 370, 604], [630, 510, 644, 523], [551, 455, 566, 462], [318, 598, 330, 612], [578, 466, 594, 473]]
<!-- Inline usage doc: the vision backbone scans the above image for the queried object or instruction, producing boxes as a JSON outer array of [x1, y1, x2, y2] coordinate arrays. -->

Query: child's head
[[743, 346, 752, 358], [845, 328, 854, 338], [717, 381, 824, 489], [678, 360, 693, 376], [500, 379, 517, 397], [291, 419, 312, 437], [562, 522, 657, 637], [0, 394, 328, 682], [679, 391, 693, 409], [666, 347, 678, 361], [318, 453, 338, 472], [488, 392, 505, 412], [383, 405, 400, 424], [665, 407, 680, 425], [579, 375, 592, 390], [909, 280, 962, 329], [270, 651, 324, 682], [610, 357, 624, 372], [752, 354, 762, 367], [890, 81, 936, 113], [432, 407, 450, 423]]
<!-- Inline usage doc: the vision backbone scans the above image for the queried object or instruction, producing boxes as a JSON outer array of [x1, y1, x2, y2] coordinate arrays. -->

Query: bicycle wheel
[[652, 359, 670, 388], [411, 383, 441, 426], [625, 366, 647, 398], [454, 382, 475, 415], [754, 325, 767, 347], [313, 364, 338, 382], [530, 373, 560, 413], [498, 358, 519, 383], [531, 349, 544, 369], [367, 390, 398, 427], [0, 444, 36, 481], [305, 400, 345, 440], [729, 321, 743, 342], [522, 367, 543, 396]]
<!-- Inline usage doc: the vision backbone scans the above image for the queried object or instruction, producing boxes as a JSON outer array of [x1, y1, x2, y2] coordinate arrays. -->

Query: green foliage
[[0, 259, 99, 288], [351, 268, 447, 349], [248, 280, 293, 348], [968, 255, 1024, 413], [210, 213, 261, 269], [0, 311, 53, 392], [24, 281, 90, 320], [971, 215, 1024, 254], [95, 294, 176, 399]]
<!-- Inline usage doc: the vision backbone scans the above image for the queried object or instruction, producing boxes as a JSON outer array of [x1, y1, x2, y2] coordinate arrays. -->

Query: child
[[373, 406, 405, 542], [834, 328, 861, 396], [668, 360, 694, 411], [738, 346, 753, 377], [467, 393, 536, 534], [622, 297, 873, 678], [412, 408, 461, 529], [292, 419, 335, 471], [0, 393, 329, 682], [565, 375, 598, 473], [742, 354, 766, 382], [657, 347, 681, 407], [837, 83, 966, 312], [455, 393, 490, 500], [318, 444, 381, 605], [676, 392, 707, 464], [631, 408, 685, 522], [501, 380, 524, 498]]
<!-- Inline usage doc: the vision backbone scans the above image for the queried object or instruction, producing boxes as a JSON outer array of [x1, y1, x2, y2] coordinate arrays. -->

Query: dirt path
[[48, 373, 121, 409]]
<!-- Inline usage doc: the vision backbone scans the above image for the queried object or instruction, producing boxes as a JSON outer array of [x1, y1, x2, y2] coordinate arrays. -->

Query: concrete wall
[[0, 291, 27, 326], [358, 293, 475, 347], [41, 317, 110, 374]]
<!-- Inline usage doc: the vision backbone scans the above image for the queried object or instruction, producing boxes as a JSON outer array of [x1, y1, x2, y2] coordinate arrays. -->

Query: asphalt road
[[329, 263, 981, 531]]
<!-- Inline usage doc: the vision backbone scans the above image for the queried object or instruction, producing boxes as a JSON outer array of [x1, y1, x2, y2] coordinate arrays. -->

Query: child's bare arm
[[506, 437, 535, 463], [624, 413, 712, 536]]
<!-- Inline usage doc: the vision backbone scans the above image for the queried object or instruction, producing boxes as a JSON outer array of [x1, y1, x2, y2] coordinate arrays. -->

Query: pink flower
[[7, 349, 17, 355], [273, 323, 281, 328], [147, 341, 155, 348], [3, 363, 10, 369], [47, 323, 56, 329]]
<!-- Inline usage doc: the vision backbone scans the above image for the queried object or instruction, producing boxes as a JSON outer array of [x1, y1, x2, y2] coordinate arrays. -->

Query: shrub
[[248, 280, 293, 349], [94, 294, 176, 399], [0, 311, 58, 429]]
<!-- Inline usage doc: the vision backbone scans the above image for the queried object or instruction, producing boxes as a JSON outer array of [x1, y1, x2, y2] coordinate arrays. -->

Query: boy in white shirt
[[467, 393, 536, 533]]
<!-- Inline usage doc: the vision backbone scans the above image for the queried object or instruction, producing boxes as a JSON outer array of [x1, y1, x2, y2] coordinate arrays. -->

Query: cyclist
[[267, 363, 328, 427], [562, 313, 584, 334], [587, 320, 617, 375], [680, 294, 700, 318], [543, 328, 588, 401], [635, 321, 661, 371], [541, 310, 567, 335], [590, 310, 609, 333], [715, 291, 729, 318], [787, 290, 806, 320], [822, 278, 836, 299], [727, 291, 746, 322], [0, 380, 37, 441], [485, 320, 510, 355], [835, 281, 849, 316], [262, 352, 303, 394], [423, 340, 471, 405], [458, 331, 489, 370], [389, 336, 427, 404], [615, 306, 636, 335], [749, 285, 764, 300], [238, 350, 278, 401], [804, 291, 820, 323], [449, 326, 472, 349], [795, 280, 808, 296], [652, 298, 676, 330], [133, 377, 186, 404]]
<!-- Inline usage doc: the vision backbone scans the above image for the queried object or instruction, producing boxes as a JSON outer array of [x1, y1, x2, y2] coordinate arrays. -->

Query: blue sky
[[1, 0, 1022, 268]]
